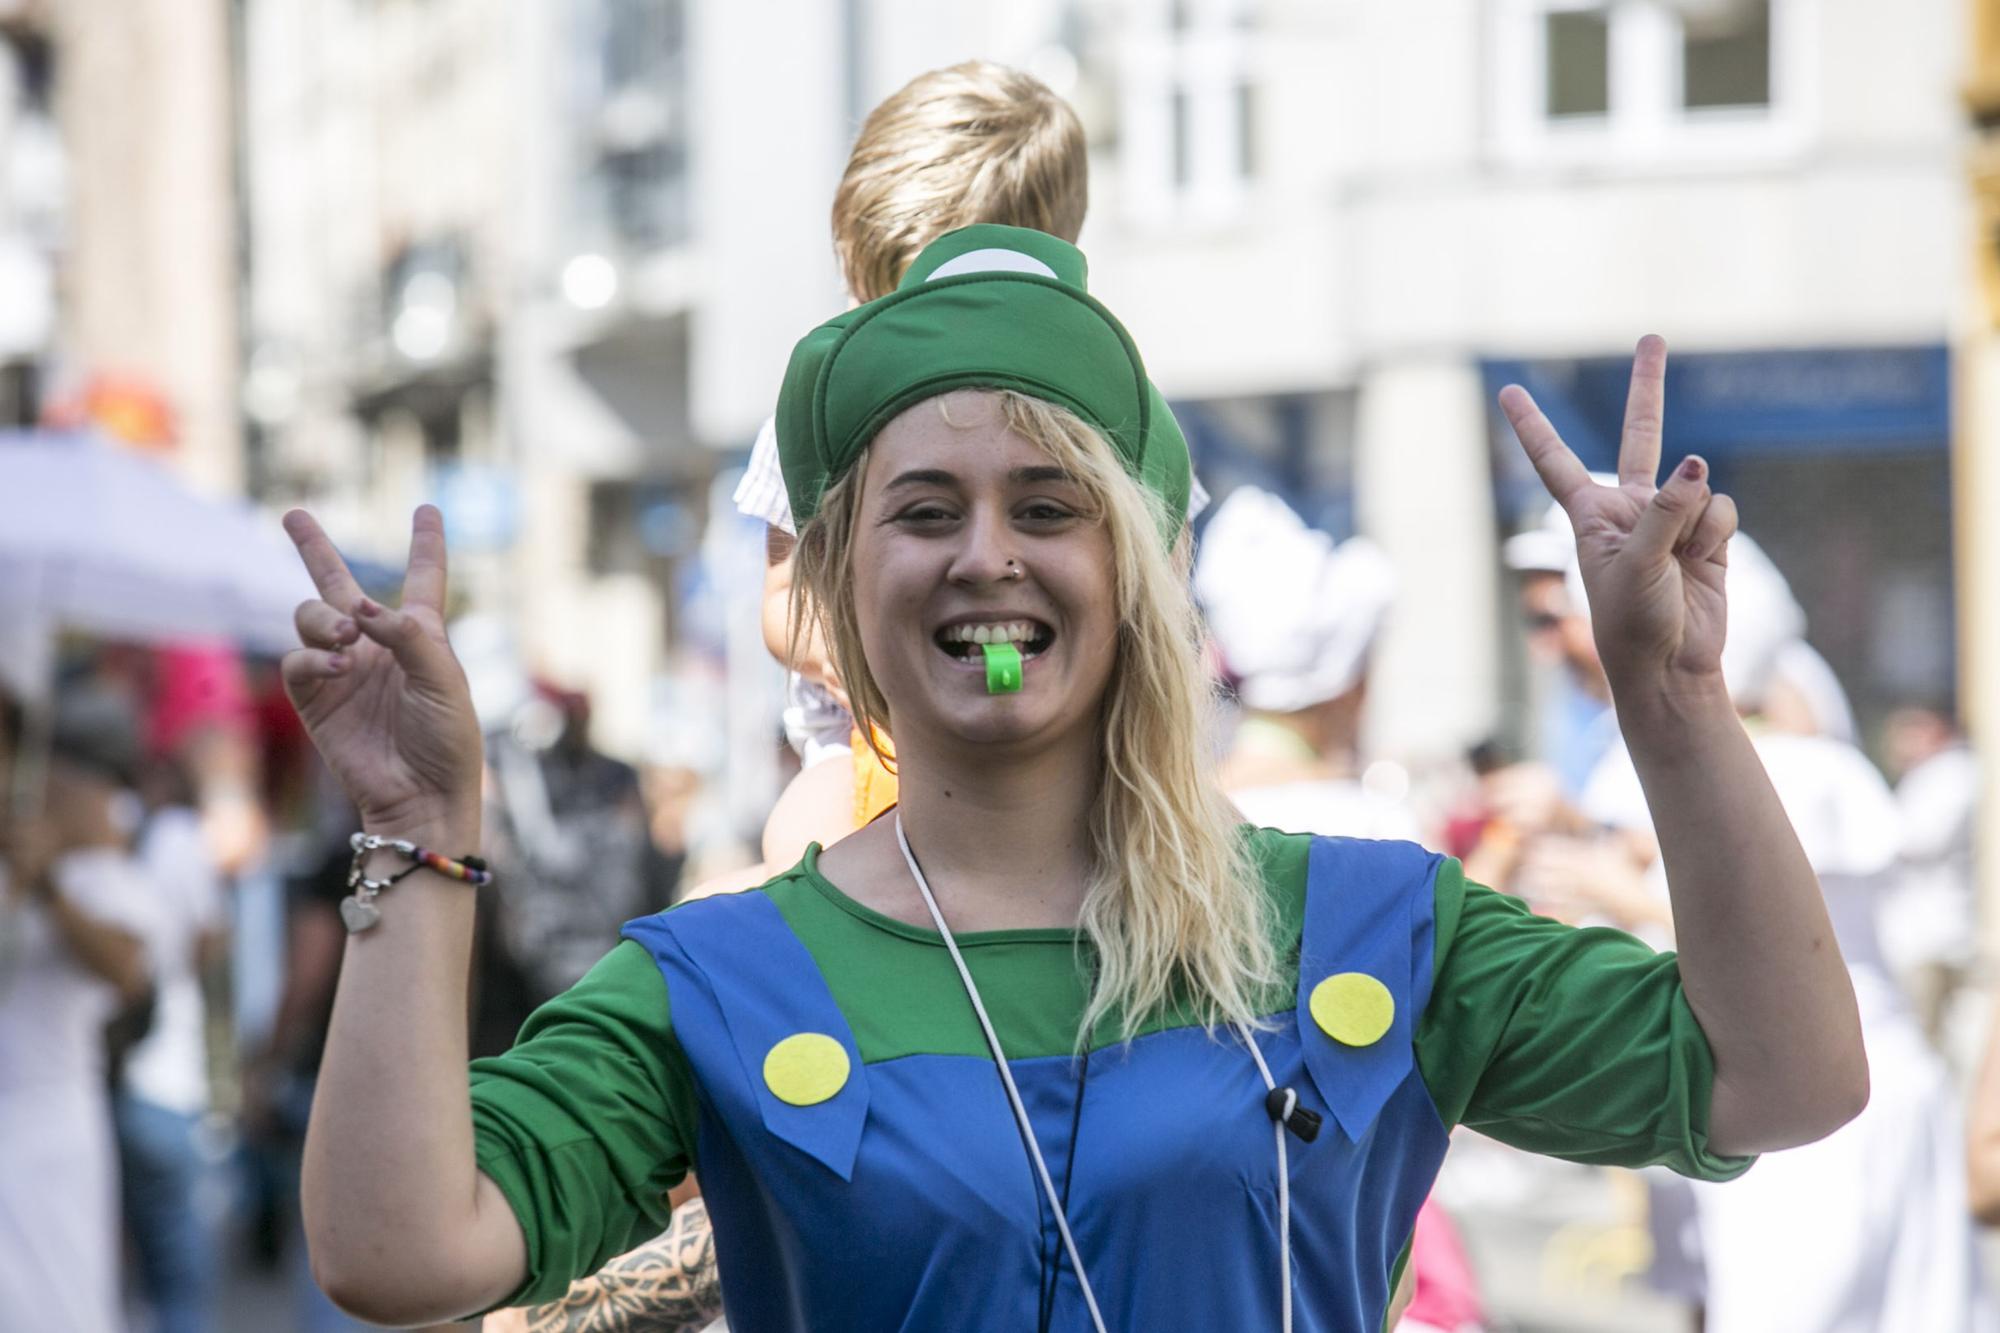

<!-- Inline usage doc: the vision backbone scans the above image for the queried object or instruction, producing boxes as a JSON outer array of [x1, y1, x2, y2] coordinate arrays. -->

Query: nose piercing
[[1004, 559, 1023, 580]]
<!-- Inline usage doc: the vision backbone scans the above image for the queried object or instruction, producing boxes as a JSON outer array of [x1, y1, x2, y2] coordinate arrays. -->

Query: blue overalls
[[621, 836, 1449, 1331]]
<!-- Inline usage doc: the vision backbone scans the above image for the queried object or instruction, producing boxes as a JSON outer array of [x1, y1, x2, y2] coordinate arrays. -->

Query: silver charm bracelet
[[342, 832, 493, 933]]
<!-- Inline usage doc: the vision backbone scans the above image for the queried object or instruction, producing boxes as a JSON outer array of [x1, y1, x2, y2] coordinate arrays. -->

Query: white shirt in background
[[0, 848, 161, 1333], [1881, 742, 1978, 978], [1231, 781, 1421, 845], [124, 806, 224, 1115]]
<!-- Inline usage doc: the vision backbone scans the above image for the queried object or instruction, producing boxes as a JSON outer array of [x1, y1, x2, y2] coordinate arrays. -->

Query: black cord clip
[[1265, 1087, 1322, 1143]]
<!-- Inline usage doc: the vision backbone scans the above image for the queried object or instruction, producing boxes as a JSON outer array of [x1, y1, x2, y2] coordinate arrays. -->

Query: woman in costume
[[277, 225, 1864, 1333]]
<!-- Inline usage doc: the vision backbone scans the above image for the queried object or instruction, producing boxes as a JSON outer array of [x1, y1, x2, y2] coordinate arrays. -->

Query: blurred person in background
[[0, 684, 160, 1333], [115, 749, 230, 1333], [640, 760, 707, 882], [1479, 494, 1858, 920], [1878, 703, 1978, 1049], [1194, 485, 1416, 842], [1194, 485, 1485, 1333], [1761, 639, 1858, 746], [474, 681, 679, 1059], [1503, 491, 1618, 785], [1572, 536, 1991, 1333], [146, 642, 271, 881], [1457, 489, 1619, 896]]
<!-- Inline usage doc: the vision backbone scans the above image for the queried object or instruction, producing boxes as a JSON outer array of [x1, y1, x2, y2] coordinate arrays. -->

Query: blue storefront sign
[[1482, 343, 1959, 728], [1479, 344, 1950, 473], [432, 462, 521, 553]]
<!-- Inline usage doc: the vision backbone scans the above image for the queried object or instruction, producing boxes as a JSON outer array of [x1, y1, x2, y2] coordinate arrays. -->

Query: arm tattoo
[[519, 1198, 723, 1333]]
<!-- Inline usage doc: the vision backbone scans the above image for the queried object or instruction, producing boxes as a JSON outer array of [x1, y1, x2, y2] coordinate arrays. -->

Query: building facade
[[0, 0, 239, 491], [1082, 0, 1964, 767], [52, 0, 241, 491]]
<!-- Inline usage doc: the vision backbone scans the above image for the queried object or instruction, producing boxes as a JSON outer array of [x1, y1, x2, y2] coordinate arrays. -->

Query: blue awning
[[1480, 344, 1949, 471]]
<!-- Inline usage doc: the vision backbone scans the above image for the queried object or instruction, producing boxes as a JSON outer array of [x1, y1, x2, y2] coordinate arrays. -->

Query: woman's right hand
[[281, 505, 482, 842]]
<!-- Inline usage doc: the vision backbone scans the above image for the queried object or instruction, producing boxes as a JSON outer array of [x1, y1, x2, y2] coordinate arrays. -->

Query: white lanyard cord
[[895, 815, 1111, 1333], [894, 814, 1296, 1333], [1234, 1023, 1294, 1333]]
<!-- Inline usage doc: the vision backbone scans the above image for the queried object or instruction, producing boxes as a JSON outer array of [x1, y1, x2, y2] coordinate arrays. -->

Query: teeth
[[940, 620, 1042, 645]]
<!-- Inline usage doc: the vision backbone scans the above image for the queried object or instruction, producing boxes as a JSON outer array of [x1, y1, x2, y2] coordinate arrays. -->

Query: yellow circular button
[[1309, 972, 1395, 1047], [763, 1033, 851, 1106]]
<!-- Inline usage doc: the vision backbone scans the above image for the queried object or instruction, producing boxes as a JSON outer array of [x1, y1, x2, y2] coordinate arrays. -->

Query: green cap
[[775, 224, 1192, 539]]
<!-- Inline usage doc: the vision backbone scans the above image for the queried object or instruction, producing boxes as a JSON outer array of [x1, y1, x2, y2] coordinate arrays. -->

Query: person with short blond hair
[[734, 62, 1089, 563], [831, 60, 1088, 305]]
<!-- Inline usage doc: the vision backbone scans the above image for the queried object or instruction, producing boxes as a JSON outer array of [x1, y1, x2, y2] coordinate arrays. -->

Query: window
[[382, 238, 469, 364], [1681, 0, 1771, 109], [1497, 0, 1803, 166], [571, 0, 690, 253], [1234, 79, 1257, 179], [1118, 0, 1259, 225], [1545, 10, 1611, 118]]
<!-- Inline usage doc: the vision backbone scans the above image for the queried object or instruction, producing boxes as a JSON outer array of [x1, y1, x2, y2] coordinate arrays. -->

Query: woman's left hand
[[1499, 336, 1738, 704]]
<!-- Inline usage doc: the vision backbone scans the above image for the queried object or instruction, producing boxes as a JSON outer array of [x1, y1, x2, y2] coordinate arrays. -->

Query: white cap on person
[[1194, 486, 1397, 713]]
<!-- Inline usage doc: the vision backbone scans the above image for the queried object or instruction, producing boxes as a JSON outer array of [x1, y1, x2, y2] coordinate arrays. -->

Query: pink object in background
[[147, 641, 252, 758], [1399, 1196, 1486, 1333]]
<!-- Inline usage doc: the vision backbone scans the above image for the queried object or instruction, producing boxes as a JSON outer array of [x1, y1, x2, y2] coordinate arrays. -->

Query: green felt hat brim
[[777, 225, 1191, 542]]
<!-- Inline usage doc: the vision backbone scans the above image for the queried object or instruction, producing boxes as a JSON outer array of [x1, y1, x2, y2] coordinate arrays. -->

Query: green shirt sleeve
[[470, 938, 699, 1307], [1413, 859, 1754, 1181]]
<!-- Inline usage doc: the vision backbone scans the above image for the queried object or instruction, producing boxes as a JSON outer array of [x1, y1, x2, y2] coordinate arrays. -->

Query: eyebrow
[[883, 469, 959, 491], [882, 465, 1076, 491], [1012, 465, 1074, 485]]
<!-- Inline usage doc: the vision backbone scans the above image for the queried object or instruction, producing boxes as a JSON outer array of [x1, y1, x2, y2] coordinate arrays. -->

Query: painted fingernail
[[337, 619, 357, 638], [357, 598, 379, 617], [1680, 457, 1705, 481], [328, 653, 348, 672]]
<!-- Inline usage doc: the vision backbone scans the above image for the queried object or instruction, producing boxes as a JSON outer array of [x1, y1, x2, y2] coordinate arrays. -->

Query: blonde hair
[[791, 392, 1279, 1046], [832, 61, 1088, 304]]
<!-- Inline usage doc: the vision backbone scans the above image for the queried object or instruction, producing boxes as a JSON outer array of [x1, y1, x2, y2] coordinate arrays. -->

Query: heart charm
[[339, 895, 382, 933]]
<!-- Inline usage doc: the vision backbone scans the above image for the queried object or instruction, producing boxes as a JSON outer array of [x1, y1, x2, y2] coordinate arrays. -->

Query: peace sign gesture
[[280, 505, 482, 843], [1500, 336, 1738, 700]]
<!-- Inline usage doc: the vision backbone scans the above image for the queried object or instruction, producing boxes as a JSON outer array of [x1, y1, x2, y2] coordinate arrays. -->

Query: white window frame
[[1491, 0, 1814, 171], [1118, 0, 1259, 227]]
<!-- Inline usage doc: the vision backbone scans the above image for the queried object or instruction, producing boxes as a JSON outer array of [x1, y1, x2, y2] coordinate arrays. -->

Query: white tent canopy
[[0, 432, 313, 699]]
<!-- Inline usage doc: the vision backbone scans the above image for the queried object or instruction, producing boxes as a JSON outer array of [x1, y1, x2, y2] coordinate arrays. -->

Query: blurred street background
[[1, 0, 1998, 1329]]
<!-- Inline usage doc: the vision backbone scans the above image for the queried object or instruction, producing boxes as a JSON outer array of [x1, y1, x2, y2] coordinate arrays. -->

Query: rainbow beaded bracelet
[[342, 832, 493, 933]]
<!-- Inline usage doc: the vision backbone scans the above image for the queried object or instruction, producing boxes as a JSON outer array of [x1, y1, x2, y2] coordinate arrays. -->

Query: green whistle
[[982, 641, 1023, 694]]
